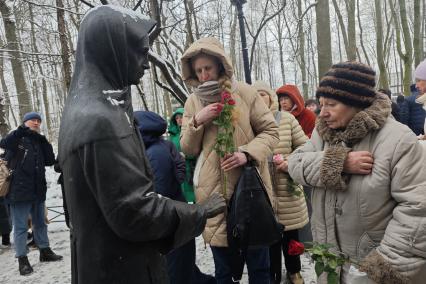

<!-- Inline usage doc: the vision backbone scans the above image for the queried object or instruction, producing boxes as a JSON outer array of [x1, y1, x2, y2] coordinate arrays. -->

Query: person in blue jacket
[[135, 110, 215, 284], [406, 84, 426, 135], [0, 112, 62, 276]]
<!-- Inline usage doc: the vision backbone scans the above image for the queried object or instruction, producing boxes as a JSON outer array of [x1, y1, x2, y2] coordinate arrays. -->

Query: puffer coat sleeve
[[180, 96, 205, 157], [288, 128, 325, 188]]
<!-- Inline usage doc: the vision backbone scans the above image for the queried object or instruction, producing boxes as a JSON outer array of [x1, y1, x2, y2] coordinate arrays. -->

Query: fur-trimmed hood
[[316, 93, 391, 146], [181, 37, 234, 87]]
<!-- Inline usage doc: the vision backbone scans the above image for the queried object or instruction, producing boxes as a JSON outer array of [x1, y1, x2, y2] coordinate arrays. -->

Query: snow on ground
[[0, 167, 317, 283]]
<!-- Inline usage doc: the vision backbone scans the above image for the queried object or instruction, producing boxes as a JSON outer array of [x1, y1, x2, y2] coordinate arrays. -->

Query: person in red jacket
[[276, 84, 316, 137]]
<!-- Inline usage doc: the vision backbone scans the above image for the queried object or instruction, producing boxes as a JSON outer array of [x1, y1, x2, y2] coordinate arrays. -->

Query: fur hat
[[316, 61, 377, 108], [23, 112, 42, 123]]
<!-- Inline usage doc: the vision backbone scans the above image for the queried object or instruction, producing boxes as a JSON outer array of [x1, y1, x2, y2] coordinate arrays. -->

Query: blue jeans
[[211, 246, 270, 284], [10, 201, 49, 257]]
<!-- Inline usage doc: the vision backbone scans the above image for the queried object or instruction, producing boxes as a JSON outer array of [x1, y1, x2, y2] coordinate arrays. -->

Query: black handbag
[[226, 161, 284, 281]]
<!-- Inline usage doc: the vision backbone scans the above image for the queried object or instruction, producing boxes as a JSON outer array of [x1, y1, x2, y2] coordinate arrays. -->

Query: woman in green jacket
[[168, 108, 197, 203]]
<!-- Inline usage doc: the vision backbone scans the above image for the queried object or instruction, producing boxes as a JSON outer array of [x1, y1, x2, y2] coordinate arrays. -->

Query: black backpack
[[226, 161, 284, 281]]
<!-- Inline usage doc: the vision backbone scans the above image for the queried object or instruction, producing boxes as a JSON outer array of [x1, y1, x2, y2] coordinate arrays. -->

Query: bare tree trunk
[[187, 0, 200, 40], [29, 4, 52, 137], [375, 0, 389, 89], [357, 0, 371, 65], [390, 0, 413, 96], [230, 8, 238, 71], [414, 0, 422, 67], [298, 0, 308, 98], [183, 0, 195, 49], [57, 0, 72, 92], [316, 0, 333, 78], [0, 0, 32, 117], [331, 0, 356, 61], [346, 0, 357, 60], [274, 12, 286, 85], [0, 39, 10, 135]]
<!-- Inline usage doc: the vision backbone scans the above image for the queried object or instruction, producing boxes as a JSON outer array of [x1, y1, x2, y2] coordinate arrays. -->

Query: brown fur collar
[[320, 146, 351, 190], [316, 93, 391, 147], [359, 250, 410, 284]]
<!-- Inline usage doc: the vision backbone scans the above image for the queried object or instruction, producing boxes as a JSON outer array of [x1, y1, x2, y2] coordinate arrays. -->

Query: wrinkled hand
[[274, 159, 288, 172], [221, 152, 247, 172], [195, 103, 223, 125], [199, 192, 226, 218], [343, 151, 373, 175]]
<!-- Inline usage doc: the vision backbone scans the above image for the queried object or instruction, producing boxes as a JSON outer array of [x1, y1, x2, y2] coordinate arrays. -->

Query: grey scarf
[[193, 81, 222, 106]]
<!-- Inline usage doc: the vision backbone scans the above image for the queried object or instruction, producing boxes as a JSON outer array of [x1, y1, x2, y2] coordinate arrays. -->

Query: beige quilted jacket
[[180, 38, 279, 247]]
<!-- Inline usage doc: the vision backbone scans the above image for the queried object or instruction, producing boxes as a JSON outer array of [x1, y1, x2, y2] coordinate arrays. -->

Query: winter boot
[[39, 247, 63, 262], [287, 272, 304, 284], [18, 256, 33, 276], [1, 233, 10, 246]]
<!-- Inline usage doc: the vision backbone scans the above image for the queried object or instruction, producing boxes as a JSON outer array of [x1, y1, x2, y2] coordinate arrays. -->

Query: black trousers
[[166, 238, 216, 284], [270, 229, 301, 283]]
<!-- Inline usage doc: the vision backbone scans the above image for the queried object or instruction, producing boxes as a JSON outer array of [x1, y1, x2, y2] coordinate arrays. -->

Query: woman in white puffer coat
[[253, 81, 308, 284]]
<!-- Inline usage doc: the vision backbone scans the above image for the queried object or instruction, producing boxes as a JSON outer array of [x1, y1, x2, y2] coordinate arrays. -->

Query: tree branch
[[133, 0, 143, 11], [148, 51, 188, 104], [80, 0, 94, 8]]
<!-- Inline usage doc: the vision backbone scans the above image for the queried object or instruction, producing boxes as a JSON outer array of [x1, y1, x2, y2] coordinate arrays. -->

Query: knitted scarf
[[193, 81, 222, 106]]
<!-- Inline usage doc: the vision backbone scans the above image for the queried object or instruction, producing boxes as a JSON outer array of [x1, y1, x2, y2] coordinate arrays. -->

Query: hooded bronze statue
[[58, 5, 225, 284]]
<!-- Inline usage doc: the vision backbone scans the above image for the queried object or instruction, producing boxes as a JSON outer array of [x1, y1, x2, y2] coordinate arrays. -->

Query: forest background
[[0, 0, 424, 139]]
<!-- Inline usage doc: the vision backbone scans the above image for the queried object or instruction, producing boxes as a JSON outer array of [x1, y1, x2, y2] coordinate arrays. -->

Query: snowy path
[[0, 168, 317, 283]]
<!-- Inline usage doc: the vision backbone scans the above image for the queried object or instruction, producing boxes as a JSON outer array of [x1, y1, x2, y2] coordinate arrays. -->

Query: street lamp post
[[231, 0, 251, 84]]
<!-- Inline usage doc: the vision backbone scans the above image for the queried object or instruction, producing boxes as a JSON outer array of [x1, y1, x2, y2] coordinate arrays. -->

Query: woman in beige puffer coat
[[253, 81, 308, 284], [180, 38, 279, 283]]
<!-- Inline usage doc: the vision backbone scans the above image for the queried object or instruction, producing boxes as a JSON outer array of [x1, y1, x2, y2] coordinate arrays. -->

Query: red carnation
[[228, 99, 236, 105], [287, 239, 304, 256], [221, 92, 232, 104], [216, 103, 224, 114]]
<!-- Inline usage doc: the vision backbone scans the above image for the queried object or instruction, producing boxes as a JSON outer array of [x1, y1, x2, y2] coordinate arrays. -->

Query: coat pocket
[[357, 232, 379, 260]]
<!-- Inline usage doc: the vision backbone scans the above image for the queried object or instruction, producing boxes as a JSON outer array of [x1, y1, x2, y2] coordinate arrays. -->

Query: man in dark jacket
[[406, 84, 426, 135], [58, 5, 225, 284], [136, 110, 216, 284], [0, 112, 62, 276], [397, 95, 409, 125]]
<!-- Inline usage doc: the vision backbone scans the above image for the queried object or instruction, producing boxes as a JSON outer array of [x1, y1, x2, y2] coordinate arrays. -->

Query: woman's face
[[279, 95, 294, 111], [191, 55, 220, 83], [416, 79, 426, 95], [258, 91, 271, 108], [175, 114, 183, 126], [319, 97, 359, 129]]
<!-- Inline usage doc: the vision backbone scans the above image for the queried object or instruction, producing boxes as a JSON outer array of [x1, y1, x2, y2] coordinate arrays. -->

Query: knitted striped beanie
[[316, 61, 377, 108]]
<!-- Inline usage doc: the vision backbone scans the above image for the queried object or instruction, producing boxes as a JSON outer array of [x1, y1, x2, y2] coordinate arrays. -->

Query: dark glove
[[15, 125, 30, 138], [198, 192, 226, 218]]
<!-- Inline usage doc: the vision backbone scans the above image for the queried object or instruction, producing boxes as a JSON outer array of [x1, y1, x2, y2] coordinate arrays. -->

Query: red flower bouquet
[[213, 91, 236, 196], [288, 239, 305, 256]]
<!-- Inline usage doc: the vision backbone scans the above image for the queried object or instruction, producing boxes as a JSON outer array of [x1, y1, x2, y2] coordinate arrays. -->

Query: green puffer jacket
[[168, 108, 196, 203]]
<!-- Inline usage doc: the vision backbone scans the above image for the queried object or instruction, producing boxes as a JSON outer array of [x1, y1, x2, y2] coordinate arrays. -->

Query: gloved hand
[[199, 192, 226, 218], [15, 125, 30, 138]]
